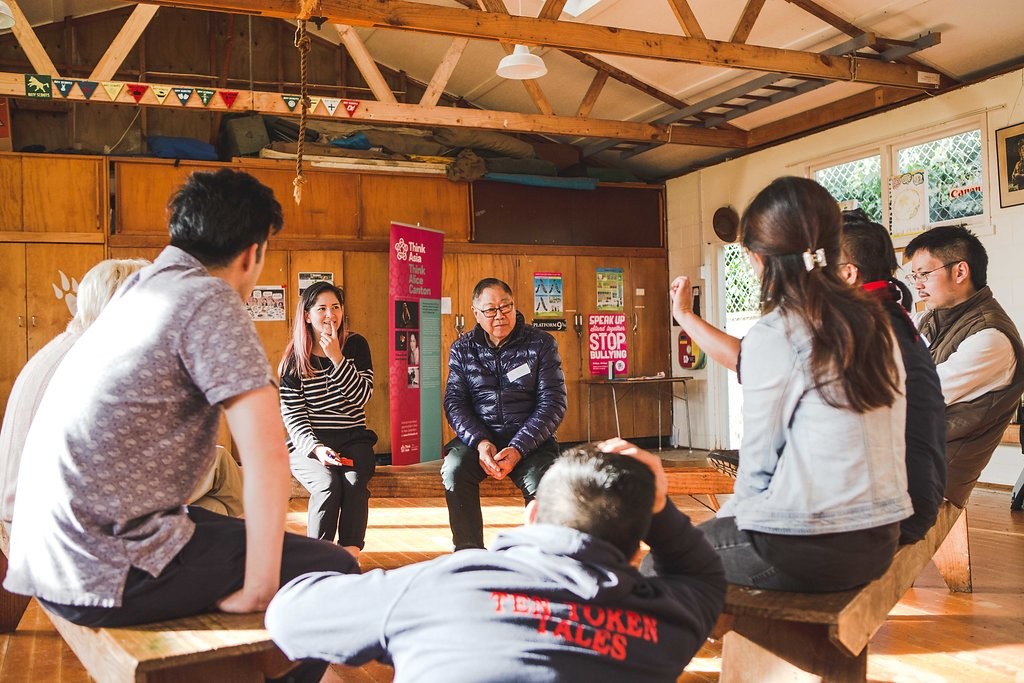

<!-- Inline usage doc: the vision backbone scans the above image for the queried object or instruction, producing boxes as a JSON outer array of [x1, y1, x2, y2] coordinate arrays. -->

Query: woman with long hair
[[279, 281, 376, 561], [694, 177, 912, 592]]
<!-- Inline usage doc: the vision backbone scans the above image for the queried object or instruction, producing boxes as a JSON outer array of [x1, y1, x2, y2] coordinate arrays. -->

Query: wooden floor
[[1, 487, 1021, 682]]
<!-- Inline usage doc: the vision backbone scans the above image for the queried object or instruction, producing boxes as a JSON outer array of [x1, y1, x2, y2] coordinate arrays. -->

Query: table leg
[[683, 379, 693, 451]]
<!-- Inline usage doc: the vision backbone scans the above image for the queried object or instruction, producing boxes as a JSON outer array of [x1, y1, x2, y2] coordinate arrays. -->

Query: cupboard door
[[25, 244, 104, 356], [247, 167, 358, 239], [575, 256, 635, 440], [287, 250, 345, 323], [342, 251, 390, 455], [515, 255, 582, 443], [0, 244, 27, 416], [116, 162, 196, 234], [629, 257, 671, 440], [360, 175, 470, 241], [439, 254, 516, 447], [249, 249, 290, 379], [23, 157, 102, 233], [0, 156, 22, 230], [107, 247, 164, 262]]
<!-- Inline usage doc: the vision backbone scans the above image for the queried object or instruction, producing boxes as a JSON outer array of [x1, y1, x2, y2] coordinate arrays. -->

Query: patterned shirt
[[4, 246, 273, 608]]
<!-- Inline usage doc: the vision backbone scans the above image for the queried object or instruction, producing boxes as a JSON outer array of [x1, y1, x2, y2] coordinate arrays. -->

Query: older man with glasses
[[441, 278, 567, 551], [905, 225, 1024, 507]]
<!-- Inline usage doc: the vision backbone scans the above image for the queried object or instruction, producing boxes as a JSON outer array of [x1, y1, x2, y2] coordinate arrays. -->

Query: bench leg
[[722, 617, 866, 683], [0, 552, 30, 632], [932, 507, 972, 593]]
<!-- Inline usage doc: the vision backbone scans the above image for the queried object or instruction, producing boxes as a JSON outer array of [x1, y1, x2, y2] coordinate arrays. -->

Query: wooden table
[[584, 375, 693, 450]]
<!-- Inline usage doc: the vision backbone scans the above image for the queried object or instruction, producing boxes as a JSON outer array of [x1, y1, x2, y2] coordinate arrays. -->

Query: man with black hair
[[905, 225, 1024, 506], [442, 277, 567, 551], [5, 170, 356, 678], [266, 439, 725, 682]]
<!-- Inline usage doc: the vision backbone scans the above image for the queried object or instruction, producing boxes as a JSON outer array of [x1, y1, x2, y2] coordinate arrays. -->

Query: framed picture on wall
[[995, 122, 1024, 208]]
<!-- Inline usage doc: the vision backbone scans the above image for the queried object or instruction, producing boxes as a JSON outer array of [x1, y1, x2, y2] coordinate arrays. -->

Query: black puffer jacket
[[444, 312, 567, 456]]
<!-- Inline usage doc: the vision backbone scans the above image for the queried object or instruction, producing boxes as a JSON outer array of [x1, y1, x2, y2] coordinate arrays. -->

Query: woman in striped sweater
[[279, 281, 376, 560]]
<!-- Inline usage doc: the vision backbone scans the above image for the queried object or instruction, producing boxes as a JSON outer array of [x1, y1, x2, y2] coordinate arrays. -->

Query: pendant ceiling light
[[0, 1, 16, 30], [496, 0, 546, 80]]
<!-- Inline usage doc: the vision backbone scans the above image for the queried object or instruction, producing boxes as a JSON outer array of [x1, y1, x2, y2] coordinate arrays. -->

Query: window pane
[[896, 129, 983, 223], [723, 243, 760, 449], [814, 155, 882, 222]]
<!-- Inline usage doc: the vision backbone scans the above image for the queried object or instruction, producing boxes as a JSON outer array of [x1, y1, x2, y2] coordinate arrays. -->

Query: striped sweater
[[279, 332, 374, 457]]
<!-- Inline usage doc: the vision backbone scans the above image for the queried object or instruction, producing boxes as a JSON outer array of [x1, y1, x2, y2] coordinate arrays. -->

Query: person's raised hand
[[669, 275, 695, 327], [598, 438, 668, 513], [319, 322, 343, 365]]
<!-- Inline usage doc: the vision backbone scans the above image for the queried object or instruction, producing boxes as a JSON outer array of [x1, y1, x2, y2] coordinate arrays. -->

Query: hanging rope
[[293, 18, 312, 205]]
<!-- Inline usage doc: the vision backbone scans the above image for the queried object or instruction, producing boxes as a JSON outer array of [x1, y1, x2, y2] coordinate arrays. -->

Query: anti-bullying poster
[[389, 223, 444, 465]]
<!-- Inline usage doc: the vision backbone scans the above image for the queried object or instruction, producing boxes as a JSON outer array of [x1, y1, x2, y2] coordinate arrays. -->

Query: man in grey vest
[[905, 225, 1024, 507]]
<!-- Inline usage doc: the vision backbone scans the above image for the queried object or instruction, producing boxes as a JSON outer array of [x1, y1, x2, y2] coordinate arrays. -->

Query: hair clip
[[802, 248, 828, 271]]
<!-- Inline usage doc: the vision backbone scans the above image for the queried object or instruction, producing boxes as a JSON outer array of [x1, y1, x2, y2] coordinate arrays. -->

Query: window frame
[[806, 115, 992, 245]]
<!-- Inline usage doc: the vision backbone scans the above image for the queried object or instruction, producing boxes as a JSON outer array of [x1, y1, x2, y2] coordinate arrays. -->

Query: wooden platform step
[[291, 457, 736, 499]]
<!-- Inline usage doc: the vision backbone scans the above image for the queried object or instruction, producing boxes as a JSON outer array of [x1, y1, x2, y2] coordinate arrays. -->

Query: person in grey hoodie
[[266, 439, 725, 683]]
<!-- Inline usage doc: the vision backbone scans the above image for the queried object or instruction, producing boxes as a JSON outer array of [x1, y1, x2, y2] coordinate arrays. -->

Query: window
[[722, 243, 760, 449], [808, 118, 989, 239]]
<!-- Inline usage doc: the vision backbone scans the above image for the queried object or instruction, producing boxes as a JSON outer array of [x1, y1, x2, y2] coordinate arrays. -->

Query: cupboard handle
[[17, 316, 24, 328], [455, 314, 465, 335], [31, 316, 37, 327], [631, 311, 639, 334]]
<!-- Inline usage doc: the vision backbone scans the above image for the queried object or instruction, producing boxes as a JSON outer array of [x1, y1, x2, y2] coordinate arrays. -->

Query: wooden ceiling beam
[[575, 70, 608, 117], [334, 23, 398, 103], [137, 0, 943, 90], [89, 4, 160, 81], [7, 0, 59, 76], [562, 50, 689, 111], [499, 42, 554, 115], [731, 0, 766, 44], [538, 0, 569, 20], [0, 70, 747, 147], [419, 37, 468, 106], [666, 0, 705, 39]]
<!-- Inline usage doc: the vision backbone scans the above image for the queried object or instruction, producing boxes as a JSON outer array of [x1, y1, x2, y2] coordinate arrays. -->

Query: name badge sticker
[[507, 362, 531, 382]]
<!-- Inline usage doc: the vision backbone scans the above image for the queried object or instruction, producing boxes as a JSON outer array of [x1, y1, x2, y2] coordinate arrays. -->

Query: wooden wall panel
[[251, 249, 290, 379], [115, 162, 196, 234], [343, 251, 391, 455], [287, 250, 345, 321], [516, 254, 583, 443], [629, 256, 671, 439], [0, 244, 27, 417], [24, 244, 105, 355], [22, 157, 102, 233], [0, 156, 22, 230], [247, 167, 359, 239], [360, 175, 470, 241]]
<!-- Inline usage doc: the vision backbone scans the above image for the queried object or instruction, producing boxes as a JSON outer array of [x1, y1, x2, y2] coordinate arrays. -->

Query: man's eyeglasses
[[475, 302, 514, 319], [907, 261, 962, 284]]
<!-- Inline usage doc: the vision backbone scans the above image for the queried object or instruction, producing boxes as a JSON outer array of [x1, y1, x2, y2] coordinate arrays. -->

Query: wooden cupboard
[[0, 242, 105, 413], [0, 153, 104, 233]]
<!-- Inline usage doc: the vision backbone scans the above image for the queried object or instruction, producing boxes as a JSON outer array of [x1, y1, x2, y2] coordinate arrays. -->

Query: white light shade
[[0, 1, 15, 30], [496, 44, 547, 80]]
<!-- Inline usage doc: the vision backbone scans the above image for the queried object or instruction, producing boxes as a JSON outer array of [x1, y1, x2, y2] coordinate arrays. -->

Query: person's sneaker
[[707, 449, 739, 478]]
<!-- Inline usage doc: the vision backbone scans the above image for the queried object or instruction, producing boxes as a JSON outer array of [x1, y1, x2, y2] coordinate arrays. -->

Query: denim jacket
[[719, 308, 914, 535]]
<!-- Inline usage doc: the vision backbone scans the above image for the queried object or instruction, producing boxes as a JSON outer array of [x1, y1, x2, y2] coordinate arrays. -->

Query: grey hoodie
[[266, 500, 724, 682]]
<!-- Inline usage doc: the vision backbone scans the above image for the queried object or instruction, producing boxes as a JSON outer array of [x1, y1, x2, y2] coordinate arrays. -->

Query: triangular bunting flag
[[342, 99, 360, 117], [151, 85, 171, 104], [307, 96, 321, 113], [282, 94, 300, 112], [173, 87, 193, 105], [77, 80, 98, 100], [53, 79, 75, 98], [126, 84, 148, 103], [102, 81, 125, 102], [196, 88, 216, 106], [219, 90, 239, 108], [322, 97, 341, 116], [25, 75, 52, 99]]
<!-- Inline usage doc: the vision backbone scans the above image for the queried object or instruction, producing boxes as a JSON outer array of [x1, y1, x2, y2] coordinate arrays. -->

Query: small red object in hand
[[337, 456, 354, 466]]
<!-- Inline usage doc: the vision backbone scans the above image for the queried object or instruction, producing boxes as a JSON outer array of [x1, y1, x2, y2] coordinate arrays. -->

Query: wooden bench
[[0, 526, 289, 682], [718, 500, 971, 682]]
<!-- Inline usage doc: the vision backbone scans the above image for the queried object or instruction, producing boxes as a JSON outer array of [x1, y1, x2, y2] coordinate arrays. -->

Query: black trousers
[[290, 428, 377, 548], [440, 437, 560, 551], [41, 506, 358, 627]]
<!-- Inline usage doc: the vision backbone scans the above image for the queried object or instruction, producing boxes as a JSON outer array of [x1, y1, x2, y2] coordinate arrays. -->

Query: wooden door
[[0, 156, 22, 230], [629, 257, 671, 440], [342, 251, 390, 455], [439, 254, 516, 446], [22, 157, 102, 233], [576, 256, 635, 440], [25, 243, 104, 356], [0, 244, 27, 417], [515, 254, 582, 443], [115, 162, 196, 234], [249, 249, 290, 378]]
